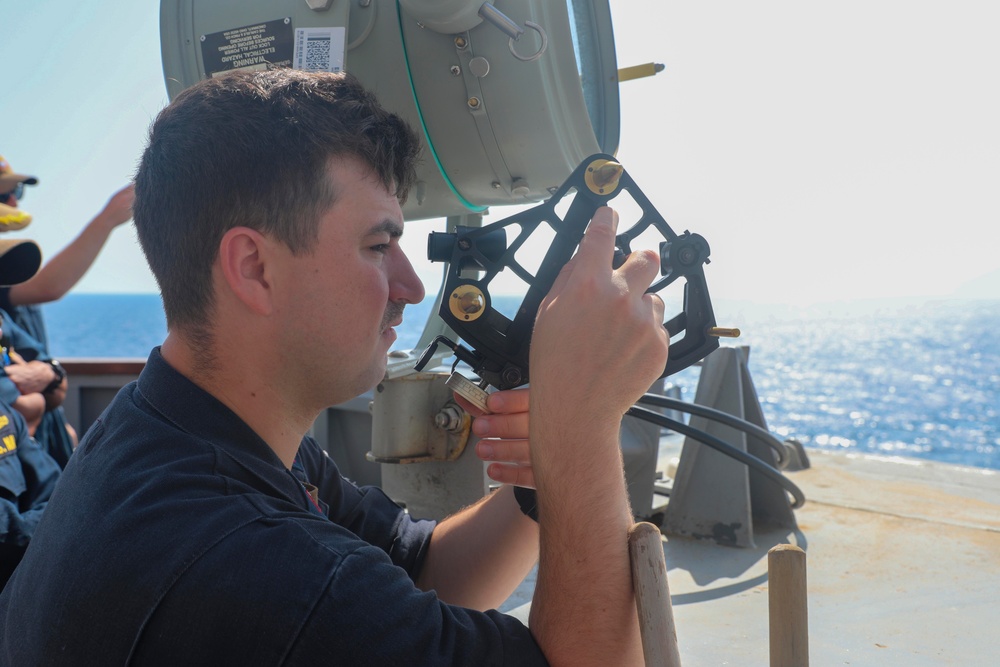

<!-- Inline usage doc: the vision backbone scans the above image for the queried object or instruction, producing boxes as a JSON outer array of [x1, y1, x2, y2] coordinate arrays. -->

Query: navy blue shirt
[[0, 309, 75, 468], [0, 400, 60, 588], [0, 289, 48, 352], [0, 348, 546, 665], [0, 309, 49, 408]]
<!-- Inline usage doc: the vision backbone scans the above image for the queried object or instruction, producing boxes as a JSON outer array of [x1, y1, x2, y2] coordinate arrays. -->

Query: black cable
[[625, 405, 806, 509], [636, 393, 789, 467]]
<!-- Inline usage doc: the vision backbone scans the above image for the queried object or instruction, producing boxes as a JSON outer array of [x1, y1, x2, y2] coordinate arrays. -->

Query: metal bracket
[[454, 33, 518, 198]]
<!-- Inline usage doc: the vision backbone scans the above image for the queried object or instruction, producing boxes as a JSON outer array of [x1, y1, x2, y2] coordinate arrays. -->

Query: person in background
[[0, 338, 46, 437], [0, 156, 134, 347], [0, 160, 35, 233], [0, 154, 134, 465], [0, 237, 61, 590], [0, 310, 67, 439], [0, 69, 667, 666]]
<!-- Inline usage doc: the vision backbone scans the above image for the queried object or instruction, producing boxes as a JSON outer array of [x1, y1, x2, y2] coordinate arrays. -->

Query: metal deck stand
[[661, 347, 797, 547]]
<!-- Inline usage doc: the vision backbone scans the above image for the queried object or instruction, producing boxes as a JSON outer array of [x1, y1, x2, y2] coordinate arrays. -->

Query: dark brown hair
[[133, 68, 420, 335]]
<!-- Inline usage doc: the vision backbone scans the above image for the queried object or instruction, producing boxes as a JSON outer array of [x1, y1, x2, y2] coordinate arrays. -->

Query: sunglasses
[[0, 183, 25, 204]]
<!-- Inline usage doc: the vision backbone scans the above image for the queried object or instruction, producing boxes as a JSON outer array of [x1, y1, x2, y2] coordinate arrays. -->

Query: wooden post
[[768, 544, 808, 667], [628, 522, 682, 667]]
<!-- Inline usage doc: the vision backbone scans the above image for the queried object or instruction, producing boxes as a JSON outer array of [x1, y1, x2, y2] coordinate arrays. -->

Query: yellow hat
[[0, 155, 38, 192], [0, 238, 41, 286], [0, 203, 31, 232]]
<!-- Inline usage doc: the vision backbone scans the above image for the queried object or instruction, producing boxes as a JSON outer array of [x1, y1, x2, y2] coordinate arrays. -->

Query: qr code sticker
[[305, 38, 330, 71], [294, 27, 345, 72]]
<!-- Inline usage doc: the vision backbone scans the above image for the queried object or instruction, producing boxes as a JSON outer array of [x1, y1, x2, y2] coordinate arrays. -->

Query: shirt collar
[[136, 346, 287, 470]]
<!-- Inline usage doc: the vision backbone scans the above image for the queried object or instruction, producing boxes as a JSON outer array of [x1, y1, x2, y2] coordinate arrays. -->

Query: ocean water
[[42, 293, 1000, 471]]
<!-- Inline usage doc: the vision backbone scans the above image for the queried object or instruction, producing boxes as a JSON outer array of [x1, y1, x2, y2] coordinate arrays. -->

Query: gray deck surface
[[503, 447, 1000, 666]]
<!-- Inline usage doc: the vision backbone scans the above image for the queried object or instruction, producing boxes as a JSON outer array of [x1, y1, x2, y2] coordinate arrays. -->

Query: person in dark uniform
[[0, 155, 133, 348], [0, 70, 667, 666], [0, 237, 61, 589], [0, 154, 133, 465]]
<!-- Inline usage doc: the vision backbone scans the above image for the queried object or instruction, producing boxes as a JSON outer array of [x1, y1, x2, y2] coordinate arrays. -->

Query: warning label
[[201, 18, 294, 77]]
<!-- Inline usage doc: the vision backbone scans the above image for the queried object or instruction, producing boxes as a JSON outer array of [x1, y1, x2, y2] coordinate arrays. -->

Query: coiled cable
[[625, 403, 806, 509]]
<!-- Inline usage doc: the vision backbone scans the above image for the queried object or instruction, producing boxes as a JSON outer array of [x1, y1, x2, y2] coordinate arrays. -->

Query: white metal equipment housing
[[159, 0, 621, 221]]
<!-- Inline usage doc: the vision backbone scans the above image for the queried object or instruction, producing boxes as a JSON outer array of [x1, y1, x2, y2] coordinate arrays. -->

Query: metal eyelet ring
[[509, 21, 547, 62]]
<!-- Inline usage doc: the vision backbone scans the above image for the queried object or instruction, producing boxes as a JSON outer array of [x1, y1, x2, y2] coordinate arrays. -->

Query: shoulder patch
[[0, 431, 17, 456]]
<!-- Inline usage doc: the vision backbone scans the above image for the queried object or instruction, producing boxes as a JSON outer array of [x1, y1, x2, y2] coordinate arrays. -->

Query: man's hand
[[4, 358, 58, 396], [417, 387, 539, 610], [531, 206, 668, 423], [456, 387, 533, 489], [12, 393, 45, 435], [525, 205, 668, 667], [95, 183, 135, 231]]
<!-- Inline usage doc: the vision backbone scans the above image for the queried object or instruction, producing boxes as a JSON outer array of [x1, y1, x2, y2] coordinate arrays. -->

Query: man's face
[[271, 157, 425, 406]]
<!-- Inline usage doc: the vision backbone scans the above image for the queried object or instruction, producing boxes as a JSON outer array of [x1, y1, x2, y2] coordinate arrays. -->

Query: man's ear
[[218, 226, 274, 316]]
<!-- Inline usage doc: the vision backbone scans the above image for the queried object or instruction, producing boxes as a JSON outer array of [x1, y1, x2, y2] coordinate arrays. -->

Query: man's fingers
[[476, 438, 531, 465], [485, 463, 535, 490], [648, 292, 666, 327], [455, 387, 530, 420], [485, 387, 529, 414], [473, 409, 529, 439], [573, 206, 619, 275], [617, 248, 661, 295], [542, 206, 619, 308], [620, 250, 667, 330]]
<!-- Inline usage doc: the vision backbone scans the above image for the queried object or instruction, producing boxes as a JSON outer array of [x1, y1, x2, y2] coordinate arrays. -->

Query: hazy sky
[[1, 0, 997, 308]]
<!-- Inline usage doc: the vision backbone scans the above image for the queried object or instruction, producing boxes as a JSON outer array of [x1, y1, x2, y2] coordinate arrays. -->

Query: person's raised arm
[[7, 183, 134, 306], [527, 206, 668, 666]]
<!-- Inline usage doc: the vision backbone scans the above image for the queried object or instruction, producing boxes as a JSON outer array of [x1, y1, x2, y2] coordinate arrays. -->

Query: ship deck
[[505, 443, 1000, 666]]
